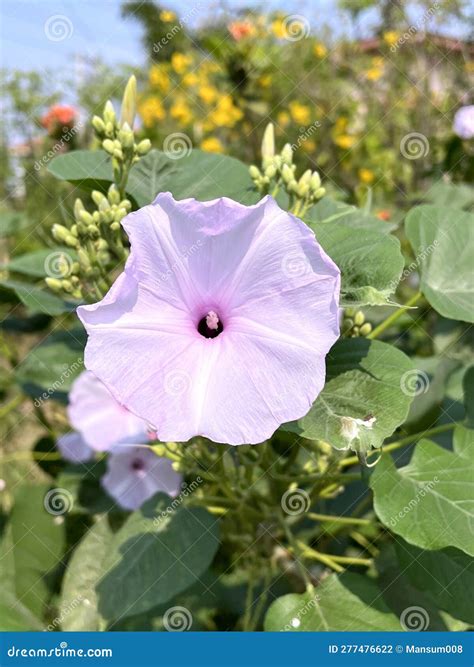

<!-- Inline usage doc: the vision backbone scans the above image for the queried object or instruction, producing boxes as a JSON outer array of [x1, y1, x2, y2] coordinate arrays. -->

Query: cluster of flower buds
[[249, 123, 326, 215], [91, 76, 151, 171], [342, 308, 372, 337]]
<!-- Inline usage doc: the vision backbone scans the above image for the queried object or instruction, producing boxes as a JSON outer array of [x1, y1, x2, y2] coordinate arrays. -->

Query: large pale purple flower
[[78, 194, 340, 445], [102, 445, 182, 510], [68, 370, 148, 451], [453, 105, 474, 140]]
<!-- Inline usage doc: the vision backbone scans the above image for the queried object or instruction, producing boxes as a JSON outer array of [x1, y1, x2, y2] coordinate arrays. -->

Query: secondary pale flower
[[78, 194, 340, 445], [57, 431, 94, 463], [68, 370, 147, 451], [453, 105, 474, 140], [102, 445, 182, 510]]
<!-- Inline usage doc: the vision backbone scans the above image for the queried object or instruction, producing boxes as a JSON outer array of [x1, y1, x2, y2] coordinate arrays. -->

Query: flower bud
[[310, 172, 321, 191], [264, 164, 277, 179], [249, 165, 261, 180], [74, 198, 85, 220], [79, 210, 93, 226], [359, 322, 372, 336], [120, 75, 137, 129], [45, 277, 62, 292], [96, 239, 108, 251], [115, 207, 127, 222], [261, 122, 275, 168], [103, 100, 116, 125], [110, 222, 121, 231], [61, 279, 73, 293], [78, 248, 91, 269], [102, 139, 115, 155], [92, 190, 107, 207], [281, 143, 293, 165], [136, 139, 151, 155], [108, 185, 120, 205], [281, 163, 293, 184], [92, 116, 105, 135], [354, 311, 365, 326], [120, 199, 132, 212], [113, 148, 124, 160], [118, 122, 134, 148], [65, 234, 79, 248], [299, 169, 312, 186], [314, 186, 326, 199], [51, 224, 69, 243]]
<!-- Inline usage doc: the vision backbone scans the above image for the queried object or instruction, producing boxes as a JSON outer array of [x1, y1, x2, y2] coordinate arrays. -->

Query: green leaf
[[284, 338, 414, 454], [264, 573, 400, 631], [306, 197, 391, 233], [96, 493, 220, 621], [48, 149, 114, 192], [420, 181, 474, 210], [371, 440, 474, 556], [8, 484, 66, 619], [127, 149, 255, 208], [405, 205, 474, 322], [453, 424, 473, 458], [0, 591, 43, 631], [307, 222, 404, 306], [395, 541, 474, 624], [60, 518, 113, 631], [15, 329, 85, 401], [0, 279, 76, 315], [0, 210, 35, 238], [1, 247, 77, 278]]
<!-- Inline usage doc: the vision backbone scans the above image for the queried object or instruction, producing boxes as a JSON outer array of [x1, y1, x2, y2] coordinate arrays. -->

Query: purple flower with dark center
[[57, 431, 94, 463], [102, 445, 182, 510], [68, 370, 147, 451], [78, 194, 340, 445], [453, 105, 474, 140]]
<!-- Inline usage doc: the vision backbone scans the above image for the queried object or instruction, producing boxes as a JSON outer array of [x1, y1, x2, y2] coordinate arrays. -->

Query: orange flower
[[228, 21, 255, 41]]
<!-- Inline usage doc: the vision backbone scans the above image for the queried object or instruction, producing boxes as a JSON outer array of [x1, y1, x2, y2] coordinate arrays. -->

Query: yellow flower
[[271, 19, 287, 39], [208, 95, 243, 128], [160, 10, 176, 23], [366, 67, 383, 81], [302, 139, 316, 153], [334, 134, 356, 149], [170, 99, 193, 125], [359, 168, 375, 184], [258, 74, 273, 88], [277, 111, 290, 128], [171, 53, 192, 75], [198, 84, 218, 105], [372, 56, 384, 67], [335, 116, 348, 131], [289, 101, 311, 126], [383, 30, 399, 47], [200, 137, 224, 153], [138, 97, 165, 127], [182, 72, 199, 87], [149, 65, 170, 93], [313, 43, 327, 58]]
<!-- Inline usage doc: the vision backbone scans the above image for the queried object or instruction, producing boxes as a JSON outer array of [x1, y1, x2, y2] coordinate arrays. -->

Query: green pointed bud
[[115, 207, 127, 222], [102, 139, 115, 155], [249, 165, 261, 180], [310, 172, 321, 191], [72, 288, 83, 299], [92, 115, 105, 135], [120, 75, 137, 128], [352, 326, 360, 336], [70, 225, 78, 236], [342, 318, 354, 333], [65, 234, 78, 248], [74, 198, 85, 219], [120, 199, 132, 212], [264, 164, 277, 179], [296, 182, 310, 198], [300, 169, 312, 186], [273, 155, 282, 169], [314, 186, 326, 199], [92, 190, 107, 207], [87, 225, 99, 237], [61, 279, 73, 293], [79, 210, 93, 225], [281, 163, 293, 184], [261, 122, 275, 168], [345, 307, 356, 317], [104, 121, 114, 138], [359, 322, 372, 336], [51, 224, 69, 243], [45, 277, 62, 292], [113, 148, 124, 160], [92, 211, 101, 223], [96, 239, 108, 251], [287, 179, 298, 193], [118, 122, 134, 148], [108, 185, 120, 204], [136, 139, 151, 155], [78, 249, 91, 269], [281, 143, 293, 165], [354, 311, 365, 326], [103, 100, 116, 125], [71, 262, 80, 274], [110, 222, 121, 231]]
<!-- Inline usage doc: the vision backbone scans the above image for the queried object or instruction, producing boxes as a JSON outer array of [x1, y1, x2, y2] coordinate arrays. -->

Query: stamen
[[206, 310, 219, 330], [198, 310, 224, 339]]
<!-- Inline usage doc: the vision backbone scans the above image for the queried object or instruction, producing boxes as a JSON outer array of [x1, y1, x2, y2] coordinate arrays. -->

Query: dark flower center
[[131, 458, 146, 472], [198, 310, 223, 339]]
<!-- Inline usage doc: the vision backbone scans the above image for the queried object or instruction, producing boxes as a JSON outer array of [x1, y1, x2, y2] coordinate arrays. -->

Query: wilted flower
[[56, 431, 94, 463], [78, 193, 340, 446], [453, 105, 474, 140], [102, 445, 182, 510], [68, 371, 148, 451]]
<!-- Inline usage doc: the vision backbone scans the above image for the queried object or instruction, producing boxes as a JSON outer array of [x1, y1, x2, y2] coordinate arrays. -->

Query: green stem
[[368, 291, 422, 339], [279, 515, 314, 592], [340, 421, 459, 468], [307, 512, 373, 526], [1, 451, 63, 465], [296, 540, 344, 573], [0, 394, 23, 419]]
